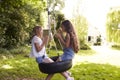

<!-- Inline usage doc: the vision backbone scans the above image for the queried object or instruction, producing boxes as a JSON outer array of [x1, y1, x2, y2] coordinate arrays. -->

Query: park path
[[73, 45, 120, 66]]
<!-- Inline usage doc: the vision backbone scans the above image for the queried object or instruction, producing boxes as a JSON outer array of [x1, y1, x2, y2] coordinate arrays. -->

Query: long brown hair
[[30, 26, 42, 42], [61, 20, 79, 53], [33, 26, 42, 35]]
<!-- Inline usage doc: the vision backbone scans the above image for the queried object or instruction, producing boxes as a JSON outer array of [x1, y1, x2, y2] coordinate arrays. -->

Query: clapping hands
[[55, 28, 62, 39]]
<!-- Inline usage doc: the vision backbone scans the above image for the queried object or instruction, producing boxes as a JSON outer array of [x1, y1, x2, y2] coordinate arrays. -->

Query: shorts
[[36, 56, 48, 63], [61, 48, 74, 61]]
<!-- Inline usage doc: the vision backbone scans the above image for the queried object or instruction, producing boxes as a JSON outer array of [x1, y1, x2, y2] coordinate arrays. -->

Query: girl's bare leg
[[42, 58, 54, 80], [56, 58, 73, 79], [61, 72, 69, 79], [45, 74, 54, 80], [61, 72, 74, 80]]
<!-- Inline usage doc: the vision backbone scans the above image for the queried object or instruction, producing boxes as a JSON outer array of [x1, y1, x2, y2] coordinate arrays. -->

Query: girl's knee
[[43, 58, 54, 63]]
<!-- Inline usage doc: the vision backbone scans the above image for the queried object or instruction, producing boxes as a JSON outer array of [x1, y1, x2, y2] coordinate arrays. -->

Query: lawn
[[0, 47, 120, 80]]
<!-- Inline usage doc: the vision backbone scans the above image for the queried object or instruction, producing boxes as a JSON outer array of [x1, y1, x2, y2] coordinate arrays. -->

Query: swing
[[39, 56, 72, 74], [38, 30, 73, 74], [38, 0, 73, 74]]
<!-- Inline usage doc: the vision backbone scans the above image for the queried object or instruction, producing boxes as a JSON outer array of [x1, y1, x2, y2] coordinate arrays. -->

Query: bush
[[0, 46, 30, 55], [80, 43, 91, 50], [111, 44, 120, 50]]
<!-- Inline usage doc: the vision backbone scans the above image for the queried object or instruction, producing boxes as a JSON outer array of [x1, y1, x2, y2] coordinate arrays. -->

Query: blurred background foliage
[[106, 8, 120, 45], [0, 0, 89, 51], [0, 0, 46, 49]]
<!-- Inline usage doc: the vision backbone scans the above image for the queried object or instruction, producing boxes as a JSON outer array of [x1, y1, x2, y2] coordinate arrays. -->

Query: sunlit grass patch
[[77, 49, 96, 56], [1, 64, 13, 69], [70, 62, 120, 80]]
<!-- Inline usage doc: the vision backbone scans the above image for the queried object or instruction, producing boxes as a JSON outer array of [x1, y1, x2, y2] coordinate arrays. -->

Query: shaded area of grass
[[0, 55, 45, 80]]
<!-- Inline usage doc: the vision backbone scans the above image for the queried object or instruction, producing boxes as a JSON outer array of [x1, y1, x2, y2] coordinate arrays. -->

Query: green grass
[[0, 47, 120, 80], [77, 49, 96, 56], [0, 54, 46, 80], [71, 62, 120, 80], [47, 49, 96, 56]]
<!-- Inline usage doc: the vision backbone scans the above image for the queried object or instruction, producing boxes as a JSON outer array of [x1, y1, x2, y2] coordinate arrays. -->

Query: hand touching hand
[[57, 28, 62, 33], [55, 33, 61, 39], [43, 35, 49, 45]]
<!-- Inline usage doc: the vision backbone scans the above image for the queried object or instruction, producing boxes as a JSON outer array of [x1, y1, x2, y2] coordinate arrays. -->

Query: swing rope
[[46, 0, 61, 57], [38, 0, 73, 74]]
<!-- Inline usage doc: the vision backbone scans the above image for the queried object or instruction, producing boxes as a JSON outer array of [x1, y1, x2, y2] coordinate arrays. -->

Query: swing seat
[[38, 56, 72, 74]]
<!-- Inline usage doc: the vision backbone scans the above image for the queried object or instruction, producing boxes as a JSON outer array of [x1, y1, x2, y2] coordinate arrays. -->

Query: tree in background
[[0, 0, 89, 50], [70, 0, 89, 50], [0, 0, 46, 49], [106, 7, 120, 45], [47, 0, 65, 29], [71, 16, 88, 50], [45, 0, 65, 50]]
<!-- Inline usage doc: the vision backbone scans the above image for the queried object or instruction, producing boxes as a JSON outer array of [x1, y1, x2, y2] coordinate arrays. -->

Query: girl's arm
[[56, 33, 70, 48], [34, 36, 49, 52]]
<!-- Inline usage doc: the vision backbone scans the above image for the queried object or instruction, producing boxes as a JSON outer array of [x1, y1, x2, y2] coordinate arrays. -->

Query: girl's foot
[[67, 71, 71, 76], [66, 77, 74, 80]]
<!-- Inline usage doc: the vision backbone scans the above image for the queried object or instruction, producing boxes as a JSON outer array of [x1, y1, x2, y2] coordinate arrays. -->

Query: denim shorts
[[61, 48, 74, 61], [36, 56, 48, 63]]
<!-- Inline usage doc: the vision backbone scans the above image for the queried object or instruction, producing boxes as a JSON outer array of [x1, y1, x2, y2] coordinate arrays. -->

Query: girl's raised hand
[[57, 28, 62, 33], [55, 33, 61, 39], [43, 35, 49, 44]]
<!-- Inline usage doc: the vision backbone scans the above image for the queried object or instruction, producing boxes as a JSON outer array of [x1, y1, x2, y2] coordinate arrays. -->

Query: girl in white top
[[30, 26, 53, 63], [30, 26, 74, 80]]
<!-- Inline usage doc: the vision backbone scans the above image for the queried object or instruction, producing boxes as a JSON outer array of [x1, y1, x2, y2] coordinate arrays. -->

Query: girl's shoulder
[[33, 36, 42, 41], [33, 35, 40, 39]]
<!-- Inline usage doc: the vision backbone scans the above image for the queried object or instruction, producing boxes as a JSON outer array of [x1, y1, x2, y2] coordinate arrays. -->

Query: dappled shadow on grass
[[70, 62, 120, 80], [0, 57, 46, 80]]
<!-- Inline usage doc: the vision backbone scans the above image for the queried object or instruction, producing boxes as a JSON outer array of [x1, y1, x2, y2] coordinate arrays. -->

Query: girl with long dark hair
[[55, 20, 79, 61]]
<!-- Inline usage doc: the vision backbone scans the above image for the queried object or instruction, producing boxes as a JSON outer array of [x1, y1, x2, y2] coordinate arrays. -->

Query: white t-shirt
[[30, 36, 47, 58]]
